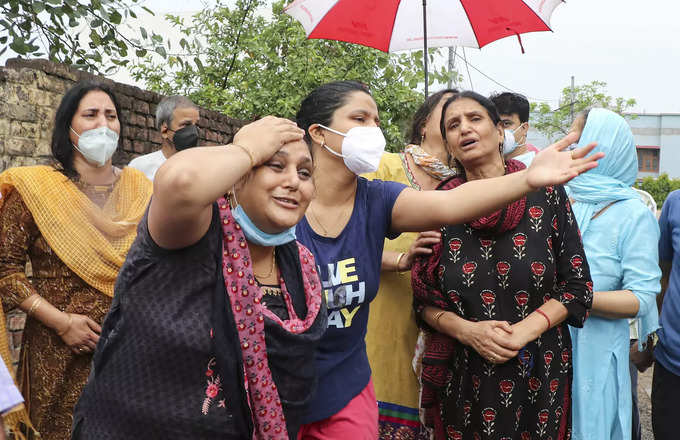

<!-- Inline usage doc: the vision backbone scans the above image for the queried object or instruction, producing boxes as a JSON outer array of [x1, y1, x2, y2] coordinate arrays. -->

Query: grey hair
[[155, 95, 197, 130]]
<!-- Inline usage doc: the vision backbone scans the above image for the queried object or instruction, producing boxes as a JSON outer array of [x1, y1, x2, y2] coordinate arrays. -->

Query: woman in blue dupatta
[[567, 108, 660, 440]]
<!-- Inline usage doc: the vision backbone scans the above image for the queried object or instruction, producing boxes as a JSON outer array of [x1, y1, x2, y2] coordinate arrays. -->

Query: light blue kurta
[[569, 198, 660, 440]]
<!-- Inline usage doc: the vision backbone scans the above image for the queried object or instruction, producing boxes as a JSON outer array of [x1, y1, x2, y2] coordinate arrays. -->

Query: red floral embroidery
[[528, 206, 544, 231], [512, 233, 527, 259], [500, 379, 515, 407], [449, 238, 463, 262], [482, 408, 497, 436], [462, 261, 477, 287], [202, 358, 223, 415], [497, 261, 511, 289], [479, 238, 494, 260], [480, 290, 496, 318], [570, 255, 584, 278]]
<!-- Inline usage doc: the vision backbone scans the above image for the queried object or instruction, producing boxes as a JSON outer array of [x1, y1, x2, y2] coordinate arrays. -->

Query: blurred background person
[[365, 88, 458, 439], [128, 95, 200, 180], [490, 92, 538, 166]]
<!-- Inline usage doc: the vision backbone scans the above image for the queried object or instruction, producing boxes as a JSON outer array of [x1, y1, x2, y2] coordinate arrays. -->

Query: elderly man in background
[[128, 95, 200, 180]]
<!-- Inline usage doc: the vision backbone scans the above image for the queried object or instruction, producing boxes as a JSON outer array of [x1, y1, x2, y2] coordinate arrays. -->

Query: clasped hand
[[457, 320, 532, 364]]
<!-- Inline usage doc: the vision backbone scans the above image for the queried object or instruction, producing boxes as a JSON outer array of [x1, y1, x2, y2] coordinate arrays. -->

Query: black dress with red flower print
[[436, 185, 592, 440]]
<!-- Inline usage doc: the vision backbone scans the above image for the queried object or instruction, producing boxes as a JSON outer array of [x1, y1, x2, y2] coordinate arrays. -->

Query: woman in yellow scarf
[[0, 81, 152, 439]]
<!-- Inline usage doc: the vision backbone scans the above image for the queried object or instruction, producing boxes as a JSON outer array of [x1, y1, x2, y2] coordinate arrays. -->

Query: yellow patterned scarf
[[0, 165, 152, 438]]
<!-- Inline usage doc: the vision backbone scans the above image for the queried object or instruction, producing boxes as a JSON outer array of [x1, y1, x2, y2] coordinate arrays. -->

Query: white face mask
[[70, 126, 119, 167], [512, 123, 527, 148], [502, 124, 528, 156], [502, 129, 517, 155], [318, 124, 386, 175]]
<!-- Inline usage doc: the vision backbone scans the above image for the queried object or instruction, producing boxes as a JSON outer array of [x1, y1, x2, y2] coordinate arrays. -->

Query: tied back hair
[[51, 80, 123, 179], [439, 90, 503, 175], [296, 81, 371, 146]]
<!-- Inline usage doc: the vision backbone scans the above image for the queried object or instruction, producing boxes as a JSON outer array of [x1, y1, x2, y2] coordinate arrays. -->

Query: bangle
[[27, 297, 43, 316], [57, 313, 73, 336], [535, 309, 551, 330], [433, 310, 446, 331], [395, 252, 406, 272], [232, 143, 256, 168]]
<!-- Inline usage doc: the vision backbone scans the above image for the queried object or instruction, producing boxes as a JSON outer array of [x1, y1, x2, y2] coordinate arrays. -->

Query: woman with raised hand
[[567, 109, 661, 440], [293, 81, 601, 439], [363, 88, 459, 439], [72, 116, 326, 440], [411, 91, 594, 439], [0, 80, 152, 440]]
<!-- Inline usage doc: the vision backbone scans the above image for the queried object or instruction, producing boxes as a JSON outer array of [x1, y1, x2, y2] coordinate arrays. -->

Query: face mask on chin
[[231, 188, 297, 246], [70, 126, 119, 167], [317, 124, 386, 175]]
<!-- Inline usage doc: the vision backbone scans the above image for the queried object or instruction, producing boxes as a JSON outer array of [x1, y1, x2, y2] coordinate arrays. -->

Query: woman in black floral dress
[[412, 91, 594, 440]]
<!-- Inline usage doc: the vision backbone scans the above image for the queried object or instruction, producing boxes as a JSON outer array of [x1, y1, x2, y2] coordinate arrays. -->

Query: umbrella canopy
[[285, 0, 563, 94]]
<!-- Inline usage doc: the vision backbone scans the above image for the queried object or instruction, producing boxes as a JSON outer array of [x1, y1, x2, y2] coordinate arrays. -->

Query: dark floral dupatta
[[214, 198, 327, 439]]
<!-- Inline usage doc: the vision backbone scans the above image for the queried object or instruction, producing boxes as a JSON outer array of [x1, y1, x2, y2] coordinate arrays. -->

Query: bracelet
[[232, 143, 256, 168], [57, 313, 73, 336], [395, 252, 406, 272], [27, 297, 43, 316], [433, 310, 446, 331], [535, 309, 551, 330]]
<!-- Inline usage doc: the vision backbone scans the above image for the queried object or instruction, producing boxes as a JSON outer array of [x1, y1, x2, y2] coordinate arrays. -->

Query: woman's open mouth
[[273, 196, 299, 208]]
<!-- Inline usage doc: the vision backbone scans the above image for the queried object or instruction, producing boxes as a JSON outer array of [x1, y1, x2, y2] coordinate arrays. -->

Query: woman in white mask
[[293, 81, 603, 438], [0, 81, 152, 439]]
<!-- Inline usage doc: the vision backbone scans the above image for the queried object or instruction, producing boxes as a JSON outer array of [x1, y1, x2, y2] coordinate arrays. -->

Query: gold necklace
[[254, 248, 276, 280], [307, 204, 330, 236]]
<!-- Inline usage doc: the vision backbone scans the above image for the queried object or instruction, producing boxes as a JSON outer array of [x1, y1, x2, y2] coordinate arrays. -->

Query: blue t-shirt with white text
[[296, 177, 406, 423]]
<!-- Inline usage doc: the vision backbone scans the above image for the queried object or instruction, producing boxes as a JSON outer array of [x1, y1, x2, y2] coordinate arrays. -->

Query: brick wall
[[0, 58, 245, 367]]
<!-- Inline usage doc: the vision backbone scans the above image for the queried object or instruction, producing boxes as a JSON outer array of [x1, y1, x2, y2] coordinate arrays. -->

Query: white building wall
[[527, 113, 680, 179]]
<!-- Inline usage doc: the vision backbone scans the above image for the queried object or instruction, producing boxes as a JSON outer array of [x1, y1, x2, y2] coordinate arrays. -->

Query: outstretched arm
[[390, 133, 601, 233], [149, 117, 304, 249]]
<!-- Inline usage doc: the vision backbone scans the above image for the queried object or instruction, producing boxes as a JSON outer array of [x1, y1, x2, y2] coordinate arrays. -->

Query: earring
[[420, 133, 425, 145]]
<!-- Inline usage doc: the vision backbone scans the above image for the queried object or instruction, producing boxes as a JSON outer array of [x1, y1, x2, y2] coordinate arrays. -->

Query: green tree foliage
[[0, 0, 166, 73], [635, 173, 680, 207], [531, 80, 637, 140], [130, 0, 455, 150]]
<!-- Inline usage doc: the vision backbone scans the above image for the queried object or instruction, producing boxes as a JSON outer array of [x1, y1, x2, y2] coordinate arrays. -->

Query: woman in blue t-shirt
[[293, 81, 603, 439]]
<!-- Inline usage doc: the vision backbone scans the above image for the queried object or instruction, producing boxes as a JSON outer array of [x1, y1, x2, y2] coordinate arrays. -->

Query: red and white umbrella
[[285, 0, 563, 95]]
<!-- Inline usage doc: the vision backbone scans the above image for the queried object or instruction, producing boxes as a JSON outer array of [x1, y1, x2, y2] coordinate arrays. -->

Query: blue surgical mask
[[231, 190, 296, 246]]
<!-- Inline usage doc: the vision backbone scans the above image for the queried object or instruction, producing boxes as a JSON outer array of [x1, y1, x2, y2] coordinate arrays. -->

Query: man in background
[[490, 92, 539, 164], [129, 95, 200, 180]]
